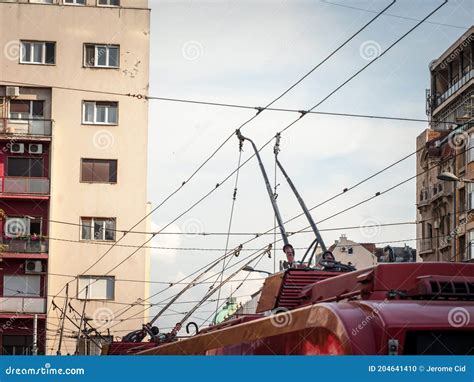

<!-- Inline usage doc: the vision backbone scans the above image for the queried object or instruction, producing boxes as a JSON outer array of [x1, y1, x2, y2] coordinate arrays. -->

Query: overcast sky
[[142, 0, 473, 332]]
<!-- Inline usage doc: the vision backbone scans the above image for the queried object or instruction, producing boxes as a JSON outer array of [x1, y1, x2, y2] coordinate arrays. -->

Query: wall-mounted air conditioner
[[10, 143, 24, 154], [25, 260, 43, 274], [29, 144, 43, 154], [5, 86, 19, 97]]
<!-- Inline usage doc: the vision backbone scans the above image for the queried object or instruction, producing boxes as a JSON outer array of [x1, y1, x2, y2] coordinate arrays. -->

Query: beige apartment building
[[0, 0, 150, 355], [417, 26, 474, 263]]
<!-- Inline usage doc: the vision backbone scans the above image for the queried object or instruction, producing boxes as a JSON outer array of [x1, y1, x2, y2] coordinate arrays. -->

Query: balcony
[[433, 69, 474, 110], [419, 238, 434, 253], [0, 118, 52, 138], [0, 297, 46, 314], [0, 177, 50, 196], [0, 237, 48, 254]]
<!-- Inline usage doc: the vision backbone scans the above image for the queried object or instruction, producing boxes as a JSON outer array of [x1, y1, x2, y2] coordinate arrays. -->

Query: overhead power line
[[96, 0, 447, 284], [73, 1, 397, 278]]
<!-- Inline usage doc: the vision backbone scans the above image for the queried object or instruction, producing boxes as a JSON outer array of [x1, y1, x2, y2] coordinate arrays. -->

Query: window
[[84, 44, 119, 68], [20, 41, 55, 65], [468, 133, 474, 163], [81, 217, 116, 241], [81, 159, 117, 183], [3, 275, 41, 297], [83, 101, 118, 124], [77, 276, 115, 300], [7, 158, 44, 177], [469, 230, 474, 260], [98, 0, 120, 6], [29, 0, 54, 3], [469, 183, 474, 210], [9, 100, 44, 120], [64, 0, 85, 4], [2, 335, 34, 356]]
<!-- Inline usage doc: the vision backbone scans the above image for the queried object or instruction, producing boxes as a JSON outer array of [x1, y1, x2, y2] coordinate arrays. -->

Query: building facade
[[0, 0, 150, 355], [417, 26, 474, 263]]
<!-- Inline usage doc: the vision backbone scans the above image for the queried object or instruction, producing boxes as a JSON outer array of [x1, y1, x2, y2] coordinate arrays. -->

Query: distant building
[[417, 26, 474, 262], [328, 234, 377, 270], [328, 234, 415, 270]]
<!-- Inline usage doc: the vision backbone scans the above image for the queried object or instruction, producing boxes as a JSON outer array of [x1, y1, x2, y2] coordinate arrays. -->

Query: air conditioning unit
[[29, 143, 43, 154], [10, 143, 24, 154], [5, 86, 19, 97], [434, 220, 440, 229], [25, 260, 43, 274]]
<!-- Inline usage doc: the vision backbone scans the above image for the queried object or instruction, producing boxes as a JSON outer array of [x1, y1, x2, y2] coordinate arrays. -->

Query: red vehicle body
[[103, 262, 474, 356]]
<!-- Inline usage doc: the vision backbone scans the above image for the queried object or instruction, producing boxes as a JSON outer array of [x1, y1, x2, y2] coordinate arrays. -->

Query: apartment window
[[81, 159, 117, 183], [29, 0, 54, 3], [3, 275, 41, 297], [468, 133, 474, 163], [7, 158, 44, 177], [469, 230, 474, 260], [20, 41, 55, 65], [83, 101, 118, 124], [77, 276, 115, 300], [64, 0, 85, 4], [9, 100, 44, 120], [2, 335, 34, 356], [469, 183, 474, 210], [98, 0, 120, 6], [81, 217, 116, 241], [84, 44, 119, 68]]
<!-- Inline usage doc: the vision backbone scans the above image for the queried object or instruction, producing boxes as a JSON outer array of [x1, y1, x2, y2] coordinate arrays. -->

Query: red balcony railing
[[0, 118, 52, 137], [0, 177, 50, 195]]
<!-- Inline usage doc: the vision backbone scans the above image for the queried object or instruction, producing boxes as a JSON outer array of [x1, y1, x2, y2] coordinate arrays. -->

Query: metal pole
[[275, 157, 327, 254], [453, 181, 457, 261], [56, 283, 69, 355], [32, 314, 38, 356], [236, 131, 289, 247], [76, 285, 88, 355]]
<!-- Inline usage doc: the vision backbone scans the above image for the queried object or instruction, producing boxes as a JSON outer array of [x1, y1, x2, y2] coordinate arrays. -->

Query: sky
[[143, 0, 474, 332]]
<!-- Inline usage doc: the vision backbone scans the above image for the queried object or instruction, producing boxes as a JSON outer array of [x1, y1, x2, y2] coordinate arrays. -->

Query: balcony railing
[[419, 238, 434, 253], [0, 118, 52, 137], [0, 237, 48, 253], [0, 297, 46, 314], [434, 69, 474, 109], [0, 177, 50, 195]]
